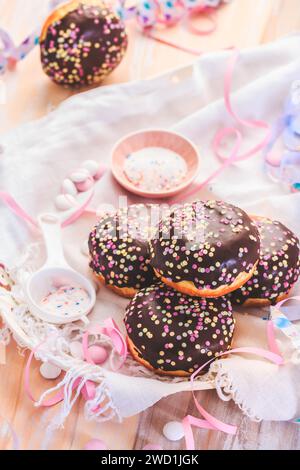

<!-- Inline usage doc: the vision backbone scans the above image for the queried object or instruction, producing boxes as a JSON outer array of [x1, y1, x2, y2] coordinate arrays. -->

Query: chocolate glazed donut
[[89, 205, 158, 298], [230, 216, 300, 306], [124, 283, 235, 377], [149, 200, 261, 297], [40, 0, 128, 87]]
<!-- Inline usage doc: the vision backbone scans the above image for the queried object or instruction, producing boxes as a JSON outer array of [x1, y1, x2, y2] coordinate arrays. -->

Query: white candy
[[81, 160, 99, 177], [55, 194, 76, 211], [70, 169, 90, 183], [62, 178, 78, 196], [163, 421, 185, 441], [81, 240, 89, 257], [69, 341, 84, 359], [40, 362, 62, 380]]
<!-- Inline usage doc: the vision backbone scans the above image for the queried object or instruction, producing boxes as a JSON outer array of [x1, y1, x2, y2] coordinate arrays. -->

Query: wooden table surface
[[1, 0, 300, 451]]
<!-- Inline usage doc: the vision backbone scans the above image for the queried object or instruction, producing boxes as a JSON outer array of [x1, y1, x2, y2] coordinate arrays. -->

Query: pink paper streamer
[[182, 330, 284, 450], [175, 49, 271, 202], [24, 318, 127, 409], [0, 188, 94, 230]]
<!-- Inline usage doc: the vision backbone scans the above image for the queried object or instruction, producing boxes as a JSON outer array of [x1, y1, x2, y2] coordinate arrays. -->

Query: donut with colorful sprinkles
[[230, 216, 300, 306], [124, 283, 235, 377], [149, 200, 261, 297], [89, 205, 158, 298], [40, 0, 128, 87]]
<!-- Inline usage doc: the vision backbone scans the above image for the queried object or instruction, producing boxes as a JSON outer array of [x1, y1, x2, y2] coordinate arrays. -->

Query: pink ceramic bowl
[[111, 129, 200, 199]]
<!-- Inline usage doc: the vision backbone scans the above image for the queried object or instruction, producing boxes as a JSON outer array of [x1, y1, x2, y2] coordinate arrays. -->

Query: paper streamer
[[182, 323, 284, 450], [270, 296, 300, 354], [264, 82, 300, 191], [24, 318, 127, 408], [175, 48, 271, 202]]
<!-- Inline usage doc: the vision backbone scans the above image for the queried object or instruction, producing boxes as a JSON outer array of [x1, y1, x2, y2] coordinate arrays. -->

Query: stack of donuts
[[88, 200, 300, 377]]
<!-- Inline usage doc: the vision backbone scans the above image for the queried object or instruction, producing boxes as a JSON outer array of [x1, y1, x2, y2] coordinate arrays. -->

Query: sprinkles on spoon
[[41, 285, 90, 317]]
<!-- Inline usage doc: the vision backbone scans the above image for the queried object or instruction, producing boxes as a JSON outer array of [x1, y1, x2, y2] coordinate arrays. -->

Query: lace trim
[[211, 361, 261, 422]]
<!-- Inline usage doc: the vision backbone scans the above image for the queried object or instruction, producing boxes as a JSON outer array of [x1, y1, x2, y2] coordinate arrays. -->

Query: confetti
[[231, 217, 300, 305], [149, 200, 260, 297], [125, 282, 235, 375], [89, 205, 158, 296], [40, 0, 128, 87], [40, 285, 91, 317], [123, 147, 188, 192]]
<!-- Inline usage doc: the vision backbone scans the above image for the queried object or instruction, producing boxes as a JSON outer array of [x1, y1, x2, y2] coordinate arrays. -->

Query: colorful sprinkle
[[40, 285, 90, 317], [123, 147, 188, 192], [40, 1, 128, 87], [149, 200, 260, 295], [89, 205, 158, 292], [231, 217, 300, 305], [125, 283, 235, 375]]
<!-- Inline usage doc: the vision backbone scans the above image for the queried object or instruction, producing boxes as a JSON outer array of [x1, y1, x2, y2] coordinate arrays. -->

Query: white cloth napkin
[[1, 34, 300, 422]]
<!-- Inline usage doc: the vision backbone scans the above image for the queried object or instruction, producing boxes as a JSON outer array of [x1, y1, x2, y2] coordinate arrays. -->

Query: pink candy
[[84, 439, 108, 451], [88, 345, 108, 365], [55, 160, 107, 212], [76, 176, 94, 192]]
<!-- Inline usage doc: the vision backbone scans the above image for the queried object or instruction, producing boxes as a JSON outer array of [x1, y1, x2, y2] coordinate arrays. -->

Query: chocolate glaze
[[89, 205, 157, 290], [124, 283, 235, 374], [231, 217, 300, 305], [40, 1, 128, 87], [149, 201, 260, 291]]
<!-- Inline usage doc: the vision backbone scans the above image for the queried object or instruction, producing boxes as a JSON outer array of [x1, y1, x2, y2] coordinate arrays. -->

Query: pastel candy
[[84, 439, 108, 451], [62, 178, 78, 196], [143, 444, 163, 450], [55, 194, 76, 211], [40, 362, 62, 380], [70, 169, 90, 183], [76, 176, 94, 192], [82, 160, 100, 177], [88, 345, 108, 365], [163, 421, 185, 441], [93, 164, 107, 181]]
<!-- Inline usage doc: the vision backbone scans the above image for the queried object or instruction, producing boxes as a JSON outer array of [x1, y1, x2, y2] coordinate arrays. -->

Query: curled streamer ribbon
[[24, 318, 127, 409], [270, 296, 300, 354], [0, 0, 63, 74], [118, 0, 221, 29], [0, 27, 40, 74], [182, 323, 284, 450], [264, 86, 300, 191], [123, 0, 219, 55], [0, 189, 94, 230], [176, 48, 271, 202]]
